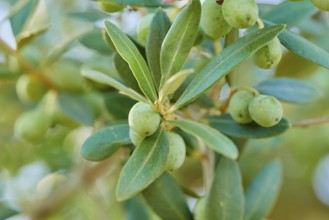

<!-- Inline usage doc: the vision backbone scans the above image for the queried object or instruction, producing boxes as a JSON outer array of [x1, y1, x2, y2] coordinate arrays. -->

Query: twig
[[291, 117, 329, 128]]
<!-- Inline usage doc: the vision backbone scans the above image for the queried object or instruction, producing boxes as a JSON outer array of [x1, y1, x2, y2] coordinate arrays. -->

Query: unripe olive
[[200, 0, 232, 39], [16, 75, 48, 103], [166, 132, 186, 171], [136, 14, 154, 46], [253, 37, 282, 69], [222, 0, 258, 29], [193, 197, 207, 220], [229, 90, 255, 124], [311, 0, 329, 11], [248, 95, 283, 127], [98, 1, 125, 13], [36, 173, 67, 198], [14, 110, 51, 142], [128, 102, 161, 137], [129, 129, 144, 147]]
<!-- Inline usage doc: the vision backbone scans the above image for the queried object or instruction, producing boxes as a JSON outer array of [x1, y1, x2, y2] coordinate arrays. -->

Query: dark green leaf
[[0, 202, 18, 220], [123, 196, 151, 220], [173, 24, 285, 110], [244, 160, 283, 220], [264, 20, 329, 70], [104, 92, 136, 120], [262, 0, 318, 27], [104, 21, 157, 102], [102, 0, 172, 7], [160, 0, 201, 87], [146, 10, 171, 89], [207, 114, 290, 139], [80, 124, 131, 161], [206, 158, 244, 220], [79, 30, 113, 54], [169, 119, 238, 159], [143, 173, 193, 220], [68, 10, 108, 22], [113, 53, 141, 93], [255, 78, 321, 103], [57, 92, 94, 126], [116, 128, 168, 201]]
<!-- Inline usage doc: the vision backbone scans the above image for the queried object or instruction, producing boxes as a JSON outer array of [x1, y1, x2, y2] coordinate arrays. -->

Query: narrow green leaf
[[16, 25, 51, 48], [262, 0, 318, 27], [244, 160, 283, 220], [169, 119, 238, 159], [206, 158, 244, 220], [104, 21, 157, 102], [116, 128, 169, 201], [159, 69, 194, 103], [160, 0, 201, 87], [276, 25, 329, 70], [146, 10, 171, 89], [81, 124, 131, 161], [143, 173, 193, 220], [103, 0, 172, 7], [255, 78, 321, 103], [57, 92, 94, 126], [113, 53, 141, 93], [0, 202, 18, 220], [173, 24, 285, 110], [123, 196, 151, 220], [81, 68, 149, 103], [79, 29, 113, 54], [104, 92, 136, 120], [207, 114, 290, 139]]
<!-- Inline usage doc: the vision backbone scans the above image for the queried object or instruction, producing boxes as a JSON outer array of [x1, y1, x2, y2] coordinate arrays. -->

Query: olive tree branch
[[291, 117, 329, 128]]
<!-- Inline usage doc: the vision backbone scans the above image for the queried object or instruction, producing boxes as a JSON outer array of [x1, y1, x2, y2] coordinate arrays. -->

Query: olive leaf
[[102, 0, 172, 7]]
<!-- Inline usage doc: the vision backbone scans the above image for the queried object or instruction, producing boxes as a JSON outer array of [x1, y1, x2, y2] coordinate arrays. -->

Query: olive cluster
[[228, 90, 283, 127], [128, 102, 186, 171]]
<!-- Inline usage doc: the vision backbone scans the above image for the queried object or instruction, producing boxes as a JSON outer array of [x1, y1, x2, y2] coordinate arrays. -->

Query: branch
[[291, 117, 329, 128]]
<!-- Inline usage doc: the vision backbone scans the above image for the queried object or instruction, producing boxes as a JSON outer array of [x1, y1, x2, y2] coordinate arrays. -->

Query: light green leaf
[[79, 29, 113, 54], [255, 78, 321, 103], [169, 119, 238, 159], [103, 0, 172, 7], [207, 114, 290, 139], [104, 21, 158, 102], [262, 0, 318, 27], [143, 173, 193, 220], [146, 9, 171, 89], [16, 25, 51, 48], [160, 0, 201, 87], [244, 160, 283, 220], [81, 124, 131, 161], [116, 128, 169, 201], [81, 68, 149, 103], [57, 92, 94, 126], [206, 158, 244, 220], [172, 24, 285, 110], [159, 69, 194, 103]]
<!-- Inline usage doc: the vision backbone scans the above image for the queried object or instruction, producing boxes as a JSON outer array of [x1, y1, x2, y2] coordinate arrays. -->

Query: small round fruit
[[311, 0, 329, 11], [200, 0, 232, 39], [36, 173, 67, 198], [253, 37, 282, 69], [129, 129, 144, 147], [229, 90, 255, 124], [128, 102, 161, 137], [222, 0, 258, 29], [166, 132, 186, 171], [193, 197, 207, 220], [248, 95, 283, 127], [14, 110, 51, 142], [16, 75, 48, 102], [98, 1, 125, 13], [136, 14, 154, 46]]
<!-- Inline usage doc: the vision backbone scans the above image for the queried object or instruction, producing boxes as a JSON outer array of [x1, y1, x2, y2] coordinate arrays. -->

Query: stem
[[0, 38, 57, 90], [257, 17, 265, 29], [291, 117, 329, 128]]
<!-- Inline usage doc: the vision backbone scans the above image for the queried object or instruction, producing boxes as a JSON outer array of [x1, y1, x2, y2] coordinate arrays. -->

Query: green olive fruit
[[36, 173, 67, 198], [193, 197, 207, 220], [16, 75, 48, 102], [129, 129, 144, 147], [248, 95, 283, 127], [222, 0, 258, 29], [253, 37, 282, 69], [45, 60, 86, 92], [229, 90, 255, 124], [311, 0, 329, 11], [136, 14, 154, 46], [98, 1, 125, 13], [166, 132, 186, 171], [14, 110, 51, 142], [200, 0, 232, 39], [128, 102, 161, 137]]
